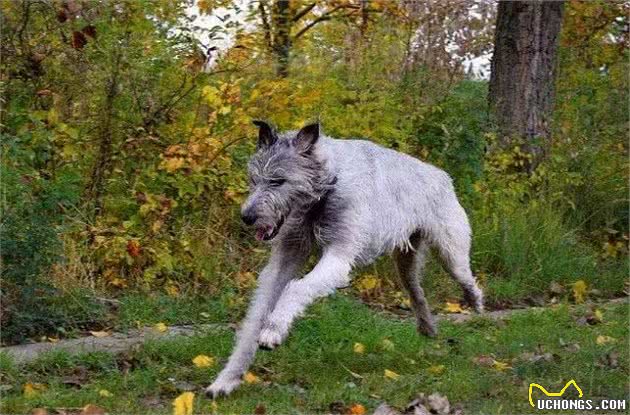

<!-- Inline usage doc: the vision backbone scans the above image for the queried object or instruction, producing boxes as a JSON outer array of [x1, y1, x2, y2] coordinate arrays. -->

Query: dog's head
[[241, 120, 329, 241]]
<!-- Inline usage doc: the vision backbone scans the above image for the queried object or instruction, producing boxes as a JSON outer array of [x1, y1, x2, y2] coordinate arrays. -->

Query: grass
[[1, 295, 627, 414]]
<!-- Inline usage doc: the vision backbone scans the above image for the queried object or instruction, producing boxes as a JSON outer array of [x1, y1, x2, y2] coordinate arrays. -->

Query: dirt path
[[2, 298, 626, 364]]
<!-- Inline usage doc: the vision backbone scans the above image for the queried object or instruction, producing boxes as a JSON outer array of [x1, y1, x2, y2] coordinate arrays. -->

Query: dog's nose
[[241, 211, 257, 225]]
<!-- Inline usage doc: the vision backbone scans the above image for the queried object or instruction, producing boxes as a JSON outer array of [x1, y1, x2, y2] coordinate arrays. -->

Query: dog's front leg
[[206, 248, 304, 397], [259, 250, 353, 348]]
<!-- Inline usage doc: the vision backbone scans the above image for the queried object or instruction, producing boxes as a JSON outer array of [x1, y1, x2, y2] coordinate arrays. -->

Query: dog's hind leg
[[434, 218, 484, 313], [394, 234, 437, 337], [259, 249, 353, 348]]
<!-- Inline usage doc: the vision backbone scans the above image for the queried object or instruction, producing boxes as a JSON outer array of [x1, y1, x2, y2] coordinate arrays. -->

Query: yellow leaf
[[572, 280, 588, 304], [154, 322, 168, 333], [172, 391, 194, 415], [162, 157, 185, 173], [428, 364, 445, 375], [165, 284, 179, 297], [596, 335, 616, 345], [356, 274, 379, 291], [444, 301, 466, 313], [594, 309, 604, 323], [99, 389, 113, 397], [353, 342, 365, 354], [243, 371, 260, 384], [192, 354, 215, 368], [23, 382, 46, 398], [90, 330, 110, 338], [492, 360, 511, 371], [348, 403, 367, 415], [384, 369, 400, 380]]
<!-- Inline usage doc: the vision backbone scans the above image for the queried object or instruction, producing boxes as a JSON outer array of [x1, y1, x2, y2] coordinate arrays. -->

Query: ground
[[1, 295, 628, 414]]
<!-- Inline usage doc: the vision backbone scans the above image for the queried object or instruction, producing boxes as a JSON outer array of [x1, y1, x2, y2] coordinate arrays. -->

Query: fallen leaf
[[384, 369, 400, 380], [381, 339, 395, 351], [443, 301, 469, 314], [126, 240, 141, 258], [90, 330, 110, 338], [599, 351, 620, 369], [31, 409, 48, 415], [472, 355, 495, 367], [426, 393, 451, 415], [356, 274, 379, 291], [243, 372, 260, 384], [254, 403, 266, 415], [23, 382, 46, 398], [172, 392, 194, 415], [492, 360, 511, 371], [572, 280, 588, 304], [163, 157, 185, 173], [353, 342, 365, 354], [192, 354, 215, 368], [594, 309, 604, 323], [596, 335, 616, 345], [81, 404, 105, 415], [549, 281, 564, 295], [348, 403, 367, 415], [428, 364, 445, 375], [99, 389, 113, 397], [154, 322, 168, 333]]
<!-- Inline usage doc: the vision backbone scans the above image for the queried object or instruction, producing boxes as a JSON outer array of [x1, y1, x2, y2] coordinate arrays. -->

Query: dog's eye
[[269, 178, 286, 187]]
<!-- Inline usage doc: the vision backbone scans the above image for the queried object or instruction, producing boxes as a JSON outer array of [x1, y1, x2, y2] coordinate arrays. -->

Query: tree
[[257, 0, 367, 77], [488, 0, 565, 169]]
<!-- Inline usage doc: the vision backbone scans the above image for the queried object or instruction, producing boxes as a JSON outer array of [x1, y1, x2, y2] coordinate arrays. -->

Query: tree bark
[[271, 0, 292, 77], [488, 0, 565, 169]]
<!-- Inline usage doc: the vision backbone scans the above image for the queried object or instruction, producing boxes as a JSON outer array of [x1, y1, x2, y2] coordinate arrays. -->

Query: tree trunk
[[488, 0, 564, 169], [272, 0, 292, 77]]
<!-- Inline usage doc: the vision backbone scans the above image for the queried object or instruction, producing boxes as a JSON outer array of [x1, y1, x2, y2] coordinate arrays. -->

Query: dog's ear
[[253, 120, 277, 149], [294, 122, 320, 154]]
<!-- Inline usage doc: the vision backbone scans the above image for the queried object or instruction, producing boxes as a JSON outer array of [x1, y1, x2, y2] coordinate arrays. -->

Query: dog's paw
[[417, 322, 438, 338], [205, 376, 242, 398], [258, 327, 283, 350]]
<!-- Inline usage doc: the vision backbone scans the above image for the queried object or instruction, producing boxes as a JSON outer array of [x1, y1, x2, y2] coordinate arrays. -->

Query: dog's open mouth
[[255, 217, 285, 241]]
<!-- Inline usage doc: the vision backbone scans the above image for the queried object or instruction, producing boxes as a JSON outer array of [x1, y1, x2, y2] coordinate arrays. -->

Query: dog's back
[[317, 136, 469, 264]]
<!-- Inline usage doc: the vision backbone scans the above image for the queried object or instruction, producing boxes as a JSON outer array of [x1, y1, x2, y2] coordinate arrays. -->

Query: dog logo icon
[[529, 380, 583, 407]]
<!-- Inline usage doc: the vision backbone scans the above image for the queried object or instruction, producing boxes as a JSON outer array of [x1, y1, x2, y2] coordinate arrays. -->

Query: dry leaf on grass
[[428, 364, 445, 375], [353, 342, 365, 354], [23, 382, 46, 398], [192, 354, 215, 368], [98, 389, 113, 398], [384, 369, 400, 380], [172, 392, 194, 415], [243, 372, 261, 384], [572, 280, 587, 303], [90, 331, 110, 338], [154, 322, 168, 333], [348, 403, 366, 415], [443, 301, 470, 314], [596, 335, 616, 345]]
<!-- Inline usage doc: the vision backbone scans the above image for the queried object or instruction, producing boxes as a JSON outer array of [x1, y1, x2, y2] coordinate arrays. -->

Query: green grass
[[1, 295, 627, 414]]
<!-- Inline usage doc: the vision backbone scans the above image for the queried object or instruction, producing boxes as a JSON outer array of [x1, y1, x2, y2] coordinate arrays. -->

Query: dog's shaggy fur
[[206, 121, 483, 397]]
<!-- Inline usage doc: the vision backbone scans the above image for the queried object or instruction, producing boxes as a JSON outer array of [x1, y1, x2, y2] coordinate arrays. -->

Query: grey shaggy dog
[[206, 121, 484, 397]]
